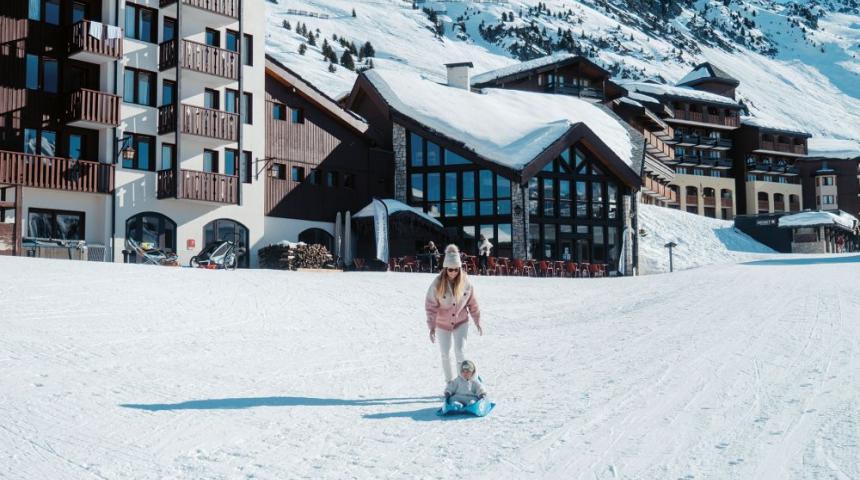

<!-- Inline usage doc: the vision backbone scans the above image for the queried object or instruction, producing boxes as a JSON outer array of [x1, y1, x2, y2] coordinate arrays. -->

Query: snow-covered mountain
[[264, 0, 860, 158]]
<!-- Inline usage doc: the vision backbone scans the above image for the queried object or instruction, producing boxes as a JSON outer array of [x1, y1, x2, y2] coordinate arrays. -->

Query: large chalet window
[[527, 146, 624, 266], [406, 131, 517, 257]]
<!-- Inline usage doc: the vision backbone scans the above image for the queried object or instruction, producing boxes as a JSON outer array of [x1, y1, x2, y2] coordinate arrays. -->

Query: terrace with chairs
[[376, 254, 610, 278]]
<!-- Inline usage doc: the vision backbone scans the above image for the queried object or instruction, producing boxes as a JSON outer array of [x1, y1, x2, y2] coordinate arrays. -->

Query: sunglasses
[[446, 268, 460, 273]]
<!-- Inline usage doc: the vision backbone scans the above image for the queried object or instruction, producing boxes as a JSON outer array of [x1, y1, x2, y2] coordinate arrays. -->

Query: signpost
[[664, 241, 678, 273]]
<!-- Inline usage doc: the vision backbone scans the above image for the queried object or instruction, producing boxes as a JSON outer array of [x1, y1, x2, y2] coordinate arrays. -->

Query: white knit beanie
[[442, 244, 462, 269]]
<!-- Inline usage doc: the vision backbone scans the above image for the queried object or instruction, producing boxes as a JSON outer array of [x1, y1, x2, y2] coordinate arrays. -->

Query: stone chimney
[[445, 62, 474, 90]]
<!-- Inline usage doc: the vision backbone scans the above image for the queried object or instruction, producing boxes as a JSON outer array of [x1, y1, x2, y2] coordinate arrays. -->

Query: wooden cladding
[[182, 104, 239, 141], [0, 151, 114, 194], [159, 39, 239, 80], [672, 109, 740, 128], [68, 20, 123, 59], [65, 89, 120, 126], [264, 100, 339, 163], [643, 129, 675, 161], [158, 168, 239, 204]]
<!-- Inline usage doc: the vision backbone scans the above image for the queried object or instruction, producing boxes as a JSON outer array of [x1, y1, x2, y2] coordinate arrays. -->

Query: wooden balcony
[[157, 168, 239, 204], [65, 88, 121, 128], [161, 0, 239, 18], [68, 20, 122, 62], [182, 104, 239, 141], [159, 38, 239, 80], [547, 85, 603, 99], [158, 104, 177, 135], [672, 109, 739, 128], [759, 141, 806, 156], [641, 175, 676, 203], [643, 130, 675, 162], [0, 151, 113, 194]]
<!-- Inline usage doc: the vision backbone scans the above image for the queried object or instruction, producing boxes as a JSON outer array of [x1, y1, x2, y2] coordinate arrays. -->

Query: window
[[291, 166, 304, 182], [444, 149, 470, 165], [242, 151, 252, 184], [28, 0, 40, 20], [159, 143, 174, 171], [205, 28, 220, 47], [24, 128, 56, 156], [410, 133, 423, 166], [204, 88, 219, 110], [444, 172, 458, 217], [426, 140, 440, 166], [242, 93, 252, 124], [410, 173, 424, 202], [126, 212, 176, 259], [308, 169, 321, 186], [496, 175, 511, 215], [163, 17, 176, 42], [824, 195, 835, 205], [225, 89, 239, 114], [693, 168, 704, 176], [272, 164, 286, 180], [25, 55, 57, 93], [543, 178, 554, 216], [28, 208, 84, 240], [479, 170, 493, 215], [326, 170, 339, 188], [125, 3, 157, 43], [204, 219, 250, 268], [28, 0, 60, 24], [123, 68, 155, 106], [291, 107, 304, 124], [243, 34, 253, 66], [711, 170, 721, 178], [225, 149, 238, 176], [68, 134, 84, 160], [462, 171, 475, 216], [272, 103, 286, 120], [121, 133, 154, 171], [203, 149, 218, 173], [226, 30, 239, 52], [344, 173, 355, 189], [161, 80, 175, 106]]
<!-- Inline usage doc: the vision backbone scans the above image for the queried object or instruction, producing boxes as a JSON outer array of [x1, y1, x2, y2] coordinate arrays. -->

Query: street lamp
[[116, 137, 135, 164], [664, 241, 677, 273]]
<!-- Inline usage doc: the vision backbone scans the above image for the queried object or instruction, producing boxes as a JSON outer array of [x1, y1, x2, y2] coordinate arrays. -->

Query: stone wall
[[393, 123, 407, 203]]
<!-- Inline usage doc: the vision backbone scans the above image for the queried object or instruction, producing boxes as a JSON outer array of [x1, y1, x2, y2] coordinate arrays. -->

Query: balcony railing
[[157, 168, 239, 204], [158, 104, 177, 134], [158, 0, 238, 17], [703, 196, 716, 207], [760, 141, 807, 155], [0, 151, 114, 194], [181, 104, 239, 141], [643, 130, 674, 161], [757, 200, 770, 212], [686, 195, 699, 206], [68, 20, 122, 59], [721, 197, 733, 208], [774, 201, 786, 212], [159, 38, 240, 80], [672, 109, 739, 127], [547, 85, 603, 99], [642, 175, 676, 202], [65, 88, 121, 126]]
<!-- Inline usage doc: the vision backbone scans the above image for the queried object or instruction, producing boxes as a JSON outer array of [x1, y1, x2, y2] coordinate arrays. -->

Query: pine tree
[[308, 32, 316, 46], [283, 20, 291, 30], [341, 50, 355, 71], [322, 39, 333, 59], [361, 41, 375, 58], [298, 43, 307, 55], [327, 49, 338, 64], [328, 62, 337, 73]]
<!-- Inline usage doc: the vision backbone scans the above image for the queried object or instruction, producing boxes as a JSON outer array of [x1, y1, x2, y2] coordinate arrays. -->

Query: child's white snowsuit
[[444, 375, 487, 405]]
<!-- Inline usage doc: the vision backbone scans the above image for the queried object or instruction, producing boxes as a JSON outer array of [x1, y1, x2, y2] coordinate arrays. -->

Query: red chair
[[487, 256, 498, 276], [466, 256, 479, 275], [579, 263, 590, 277], [565, 262, 579, 278], [388, 257, 400, 272], [496, 258, 510, 276], [589, 263, 603, 277], [511, 259, 533, 277], [538, 260, 555, 277], [401, 256, 417, 272]]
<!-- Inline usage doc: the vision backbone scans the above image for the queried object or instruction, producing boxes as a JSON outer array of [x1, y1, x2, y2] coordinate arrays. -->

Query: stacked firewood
[[258, 243, 334, 270]]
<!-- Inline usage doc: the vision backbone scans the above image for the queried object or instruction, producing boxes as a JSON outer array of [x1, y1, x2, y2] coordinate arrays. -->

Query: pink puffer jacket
[[425, 278, 481, 332]]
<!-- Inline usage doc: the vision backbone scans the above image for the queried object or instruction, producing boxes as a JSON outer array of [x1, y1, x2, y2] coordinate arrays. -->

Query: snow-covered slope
[[265, 0, 860, 154], [638, 204, 775, 274], [3, 255, 860, 478]]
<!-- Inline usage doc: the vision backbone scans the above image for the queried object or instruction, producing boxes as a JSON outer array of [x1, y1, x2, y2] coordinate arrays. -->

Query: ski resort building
[[731, 119, 809, 215], [345, 65, 643, 273], [796, 157, 860, 218], [0, 0, 270, 266]]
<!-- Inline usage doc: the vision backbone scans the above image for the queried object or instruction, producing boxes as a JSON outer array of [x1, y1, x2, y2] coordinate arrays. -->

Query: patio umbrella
[[334, 211, 342, 266]]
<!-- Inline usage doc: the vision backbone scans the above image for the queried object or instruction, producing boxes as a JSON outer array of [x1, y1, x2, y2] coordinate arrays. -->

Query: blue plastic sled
[[437, 398, 495, 417]]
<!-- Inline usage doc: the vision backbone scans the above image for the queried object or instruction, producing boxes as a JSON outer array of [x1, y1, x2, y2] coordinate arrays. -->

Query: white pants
[[438, 323, 468, 383]]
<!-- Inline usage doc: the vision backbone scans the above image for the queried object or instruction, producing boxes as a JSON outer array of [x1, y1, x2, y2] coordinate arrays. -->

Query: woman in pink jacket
[[425, 244, 482, 383]]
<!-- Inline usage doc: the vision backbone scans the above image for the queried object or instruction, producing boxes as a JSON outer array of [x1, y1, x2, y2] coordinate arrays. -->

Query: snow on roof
[[364, 69, 634, 171], [807, 138, 860, 159], [470, 53, 578, 85], [622, 81, 740, 108], [677, 65, 711, 86], [778, 211, 858, 231], [741, 116, 809, 136], [354, 199, 443, 228], [628, 91, 660, 105], [678, 63, 738, 86]]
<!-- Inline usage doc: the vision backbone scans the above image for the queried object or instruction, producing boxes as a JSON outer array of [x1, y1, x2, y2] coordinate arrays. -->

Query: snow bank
[[364, 68, 635, 170], [638, 204, 775, 274]]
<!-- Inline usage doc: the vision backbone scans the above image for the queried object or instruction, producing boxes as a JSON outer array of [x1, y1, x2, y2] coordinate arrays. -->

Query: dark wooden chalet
[[676, 62, 740, 100], [470, 53, 627, 102], [264, 56, 391, 223], [345, 69, 642, 273], [0, 1, 120, 255], [796, 157, 860, 219]]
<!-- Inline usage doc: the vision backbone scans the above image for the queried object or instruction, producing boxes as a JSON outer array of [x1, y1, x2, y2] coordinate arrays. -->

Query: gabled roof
[[470, 53, 613, 86], [265, 55, 369, 135], [357, 68, 640, 187], [779, 210, 858, 232], [677, 62, 740, 88]]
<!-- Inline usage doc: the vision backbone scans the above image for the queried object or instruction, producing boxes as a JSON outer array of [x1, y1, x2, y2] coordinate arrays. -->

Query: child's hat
[[460, 360, 476, 373]]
